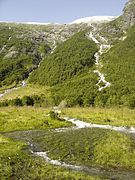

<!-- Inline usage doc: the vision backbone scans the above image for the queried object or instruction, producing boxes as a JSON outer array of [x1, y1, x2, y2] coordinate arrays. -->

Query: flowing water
[[0, 81, 26, 98], [88, 24, 111, 91], [1, 25, 135, 179], [2, 116, 135, 180]]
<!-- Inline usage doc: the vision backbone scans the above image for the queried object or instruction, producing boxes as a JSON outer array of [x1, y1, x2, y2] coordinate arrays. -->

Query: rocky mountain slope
[[0, 0, 135, 107], [0, 22, 87, 86], [122, 0, 135, 27]]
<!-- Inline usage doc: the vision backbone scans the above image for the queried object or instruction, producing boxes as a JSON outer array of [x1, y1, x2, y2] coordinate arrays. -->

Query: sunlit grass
[[0, 83, 16, 93], [0, 84, 51, 100], [63, 107, 135, 127], [0, 134, 25, 157], [0, 134, 99, 180], [36, 128, 135, 170], [0, 107, 71, 132]]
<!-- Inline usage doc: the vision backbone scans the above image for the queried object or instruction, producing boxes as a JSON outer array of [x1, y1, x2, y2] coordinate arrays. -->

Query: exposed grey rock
[[4, 50, 18, 59], [122, 0, 135, 28]]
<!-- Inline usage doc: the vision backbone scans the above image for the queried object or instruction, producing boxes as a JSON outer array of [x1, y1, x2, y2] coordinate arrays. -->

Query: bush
[[128, 96, 135, 108], [0, 100, 9, 107], [10, 98, 23, 106], [49, 111, 60, 120], [22, 96, 34, 106]]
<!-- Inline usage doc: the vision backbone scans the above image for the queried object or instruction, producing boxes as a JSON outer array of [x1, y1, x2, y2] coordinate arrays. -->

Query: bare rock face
[[122, 0, 135, 28]]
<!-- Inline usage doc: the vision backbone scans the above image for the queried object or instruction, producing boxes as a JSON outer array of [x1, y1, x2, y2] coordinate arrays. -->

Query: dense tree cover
[[52, 73, 98, 106], [99, 25, 135, 107], [29, 31, 98, 86], [1, 23, 135, 108], [0, 73, 98, 108], [0, 95, 51, 107], [49, 25, 135, 108], [0, 24, 51, 86]]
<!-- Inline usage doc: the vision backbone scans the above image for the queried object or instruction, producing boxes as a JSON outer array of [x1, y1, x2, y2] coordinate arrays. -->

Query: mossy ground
[[34, 128, 135, 170], [0, 134, 100, 180], [0, 106, 135, 179]]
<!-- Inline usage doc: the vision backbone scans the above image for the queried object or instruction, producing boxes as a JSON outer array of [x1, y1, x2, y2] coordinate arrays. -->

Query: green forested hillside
[[1, 19, 135, 108], [52, 73, 98, 106], [0, 23, 51, 86], [29, 31, 98, 86], [100, 25, 135, 107]]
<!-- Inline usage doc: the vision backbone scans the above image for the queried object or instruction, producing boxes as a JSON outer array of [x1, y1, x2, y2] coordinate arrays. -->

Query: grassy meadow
[[0, 134, 100, 180], [0, 106, 135, 179], [0, 107, 100, 179], [63, 107, 135, 127], [0, 84, 51, 100], [0, 107, 72, 132], [35, 128, 135, 170]]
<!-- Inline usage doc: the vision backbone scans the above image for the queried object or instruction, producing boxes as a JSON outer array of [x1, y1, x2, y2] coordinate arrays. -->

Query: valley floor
[[63, 107, 135, 127], [0, 107, 135, 179]]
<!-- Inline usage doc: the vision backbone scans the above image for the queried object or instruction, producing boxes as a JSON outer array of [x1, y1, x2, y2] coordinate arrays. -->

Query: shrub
[[22, 96, 34, 106], [49, 111, 60, 120], [10, 98, 23, 106]]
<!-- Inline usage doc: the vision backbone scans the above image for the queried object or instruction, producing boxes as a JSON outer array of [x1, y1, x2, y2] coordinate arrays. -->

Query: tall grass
[[0, 134, 99, 180], [0, 107, 71, 132], [0, 84, 51, 100], [63, 107, 135, 126]]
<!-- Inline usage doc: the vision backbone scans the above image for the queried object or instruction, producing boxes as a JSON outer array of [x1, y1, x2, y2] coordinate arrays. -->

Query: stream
[[1, 25, 135, 179], [0, 81, 26, 98], [3, 116, 135, 180], [88, 24, 111, 91]]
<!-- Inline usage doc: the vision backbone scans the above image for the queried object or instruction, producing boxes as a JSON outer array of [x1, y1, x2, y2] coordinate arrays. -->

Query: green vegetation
[[0, 106, 101, 179], [29, 31, 98, 107], [63, 107, 135, 127], [28, 25, 135, 108], [99, 25, 135, 107], [0, 84, 54, 108], [1, 24, 135, 108], [0, 107, 72, 132], [35, 128, 135, 170], [0, 106, 135, 179], [52, 73, 98, 106], [0, 23, 51, 86], [0, 134, 100, 180], [0, 83, 17, 93], [0, 84, 51, 101], [1, 9, 135, 179], [29, 31, 98, 86], [0, 94, 53, 107], [49, 111, 61, 120]]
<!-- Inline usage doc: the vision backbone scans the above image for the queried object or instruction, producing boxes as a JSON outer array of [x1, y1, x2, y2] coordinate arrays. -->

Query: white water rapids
[[51, 40, 57, 54], [30, 27, 135, 173], [32, 115, 135, 175], [34, 151, 84, 172], [88, 25, 111, 91]]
